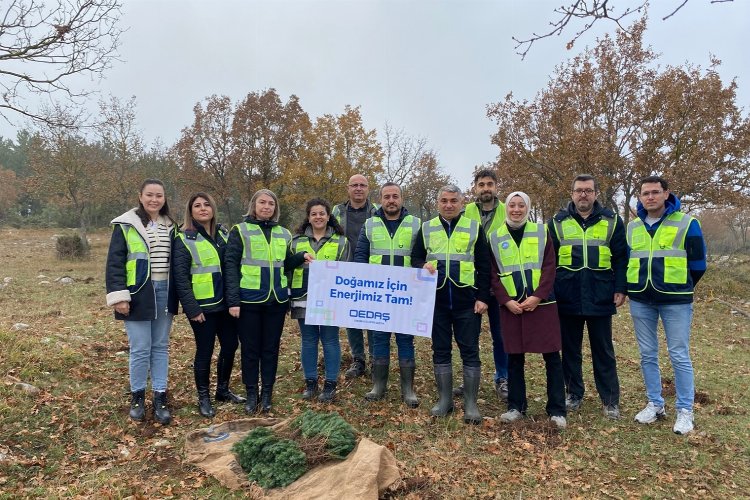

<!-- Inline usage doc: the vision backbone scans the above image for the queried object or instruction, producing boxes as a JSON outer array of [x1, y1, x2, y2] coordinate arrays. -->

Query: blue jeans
[[488, 297, 508, 381], [347, 327, 373, 360], [371, 330, 415, 359], [125, 280, 173, 392], [630, 300, 694, 410], [298, 319, 341, 381]]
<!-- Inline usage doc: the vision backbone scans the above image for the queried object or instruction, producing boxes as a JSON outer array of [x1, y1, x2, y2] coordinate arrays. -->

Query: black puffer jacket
[[547, 201, 627, 317], [173, 223, 229, 318]]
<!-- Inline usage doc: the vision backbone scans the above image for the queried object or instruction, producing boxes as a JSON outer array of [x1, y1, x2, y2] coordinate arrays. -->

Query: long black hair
[[295, 198, 345, 236], [135, 179, 173, 226]]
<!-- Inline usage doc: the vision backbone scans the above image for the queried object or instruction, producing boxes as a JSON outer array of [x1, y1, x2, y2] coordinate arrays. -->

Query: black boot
[[431, 364, 454, 417], [344, 357, 366, 378], [453, 384, 465, 397], [260, 385, 273, 413], [195, 367, 215, 418], [302, 378, 319, 400], [129, 389, 146, 421], [215, 357, 245, 403], [399, 358, 420, 408], [153, 391, 171, 425], [318, 380, 337, 403], [364, 357, 389, 401], [244, 385, 259, 414], [463, 365, 482, 425]]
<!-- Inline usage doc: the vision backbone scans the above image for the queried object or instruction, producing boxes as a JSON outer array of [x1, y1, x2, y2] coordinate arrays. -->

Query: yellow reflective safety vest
[[289, 232, 346, 299], [364, 215, 420, 267], [236, 222, 292, 303], [177, 226, 228, 308], [422, 215, 479, 289], [552, 216, 614, 271], [119, 224, 150, 292], [626, 212, 695, 295], [488, 222, 550, 302], [464, 201, 506, 235]]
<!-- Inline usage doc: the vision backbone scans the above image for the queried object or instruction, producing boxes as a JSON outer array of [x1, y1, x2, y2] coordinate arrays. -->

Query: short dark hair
[[638, 175, 668, 192], [572, 174, 598, 192], [379, 181, 401, 198], [474, 168, 497, 184]]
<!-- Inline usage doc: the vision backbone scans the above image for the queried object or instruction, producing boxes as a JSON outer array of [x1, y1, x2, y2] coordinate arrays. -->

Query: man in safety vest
[[353, 182, 421, 407], [411, 184, 492, 425], [333, 174, 379, 379], [461, 168, 509, 401], [627, 175, 706, 435], [548, 174, 627, 420]]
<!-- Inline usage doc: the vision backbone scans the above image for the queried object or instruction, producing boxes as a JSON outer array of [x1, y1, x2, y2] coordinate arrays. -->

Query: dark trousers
[[488, 297, 508, 381], [432, 307, 481, 367], [507, 352, 566, 417], [237, 302, 287, 388], [560, 314, 620, 406], [189, 311, 240, 373]]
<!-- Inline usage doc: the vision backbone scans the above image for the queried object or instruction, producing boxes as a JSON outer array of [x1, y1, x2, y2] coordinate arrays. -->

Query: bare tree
[[379, 123, 429, 187], [0, 0, 123, 126]]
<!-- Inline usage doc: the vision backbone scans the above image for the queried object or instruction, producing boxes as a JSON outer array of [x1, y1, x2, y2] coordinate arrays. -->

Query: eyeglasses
[[572, 188, 596, 195], [640, 190, 664, 198], [348, 183, 368, 188]]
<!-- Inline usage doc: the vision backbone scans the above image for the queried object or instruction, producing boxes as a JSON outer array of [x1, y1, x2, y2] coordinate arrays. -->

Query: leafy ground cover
[[1, 228, 748, 498]]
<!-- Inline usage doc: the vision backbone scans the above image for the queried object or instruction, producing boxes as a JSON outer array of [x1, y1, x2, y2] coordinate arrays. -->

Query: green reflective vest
[[422, 215, 479, 289], [488, 222, 547, 301], [464, 201, 506, 234], [552, 216, 614, 271], [626, 212, 695, 295], [289, 233, 346, 299], [177, 227, 227, 307], [236, 222, 292, 303], [364, 215, 420, 267], [119, 225, 149, 292]]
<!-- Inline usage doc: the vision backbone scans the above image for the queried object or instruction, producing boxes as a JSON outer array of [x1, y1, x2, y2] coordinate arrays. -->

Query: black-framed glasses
[[348, 183, 368, 188], [572, 188, 595, 195]]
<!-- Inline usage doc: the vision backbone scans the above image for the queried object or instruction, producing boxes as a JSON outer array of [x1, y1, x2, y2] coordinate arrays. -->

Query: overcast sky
[[5, 0, 750, 188]]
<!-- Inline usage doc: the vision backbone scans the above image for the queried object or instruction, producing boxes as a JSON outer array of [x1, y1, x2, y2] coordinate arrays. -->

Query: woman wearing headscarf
[[224, 189, 310, 414], [105, 179, 178, 425], [487, 191, 567, 429], [173, 192, 245, 418]]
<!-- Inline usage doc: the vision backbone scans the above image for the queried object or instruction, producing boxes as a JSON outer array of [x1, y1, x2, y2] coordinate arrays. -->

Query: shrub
[[56, 234, 89, 260]]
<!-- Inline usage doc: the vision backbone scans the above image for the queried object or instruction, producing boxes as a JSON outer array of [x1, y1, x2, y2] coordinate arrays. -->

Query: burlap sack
[[184, 418, 400, 499]]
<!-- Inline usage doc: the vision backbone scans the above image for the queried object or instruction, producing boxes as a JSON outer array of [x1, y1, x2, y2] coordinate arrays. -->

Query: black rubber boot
[[453, 384, 465, 397], [302, 378, 319, 400], [215, 357, 246, 403], [364, 357, 389, 401], [244, 385, 259, 414], [152, 391, 171, 425], [129, 389, 146, 421], [344, 357, 367, 378], [399, 358, 420, 408], [463, 365, 482, 425], [195, 367, 215, 418], [260, 385, 273, 413], [430, 364, 454, 417], [318, 380, 337, 403]]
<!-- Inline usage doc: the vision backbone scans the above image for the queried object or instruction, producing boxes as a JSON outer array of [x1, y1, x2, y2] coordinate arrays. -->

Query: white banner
[[304, 260, 437, 337]]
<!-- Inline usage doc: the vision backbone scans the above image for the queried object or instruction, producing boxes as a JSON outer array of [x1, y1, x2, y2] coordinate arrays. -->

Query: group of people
[[105, 170, 705, 435]]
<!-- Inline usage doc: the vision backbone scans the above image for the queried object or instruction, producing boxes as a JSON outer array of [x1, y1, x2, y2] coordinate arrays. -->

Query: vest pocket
[[241, 266, 261, 289], [663, 256, 687, 284], [626, 258, 640, 283], [192, 273, 214, 300]]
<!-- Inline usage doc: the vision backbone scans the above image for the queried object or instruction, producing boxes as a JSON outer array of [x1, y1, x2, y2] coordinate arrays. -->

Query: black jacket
[[548, 201, 627, 316], [173, 223, 229, 318], [105, 209, 178, 321]]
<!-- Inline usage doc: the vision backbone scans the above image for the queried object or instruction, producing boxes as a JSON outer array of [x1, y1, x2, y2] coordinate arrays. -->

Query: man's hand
[[474, 300, 488, 314], [614, 292, 626, 308], [422, 263, 436, 274], [229, 306, 240, 318]]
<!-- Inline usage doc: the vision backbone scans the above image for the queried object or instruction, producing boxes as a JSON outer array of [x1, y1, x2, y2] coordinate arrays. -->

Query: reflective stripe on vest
[[120, 225, 150, 292], [423, 216, 479, 288], [464, 201, 506, 234], [290, 233, 344, 299], [364, 215, 420, 267], [236, 223, 292, 303], [489, 222, 546, 301], [552, 216, 614, 271], [178, 232, 223, 306], [626, 212, 694, 295]]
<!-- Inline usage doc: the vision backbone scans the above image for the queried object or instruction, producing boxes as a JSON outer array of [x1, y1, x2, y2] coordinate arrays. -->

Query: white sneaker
[[550, 415, 567, 429], [500, 409, 523, 423], [673, 408, 694, 435], [634, 402, 666, 424]]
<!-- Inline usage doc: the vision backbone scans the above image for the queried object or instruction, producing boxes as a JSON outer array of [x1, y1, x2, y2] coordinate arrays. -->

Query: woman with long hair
[[173, 192, 245, 418], [290, 198, 349, 402], [105, 179, 177, 425], [224, 189, 311, 413]]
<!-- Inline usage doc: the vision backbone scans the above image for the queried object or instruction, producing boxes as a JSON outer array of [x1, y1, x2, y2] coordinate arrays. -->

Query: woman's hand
[[504, 300, 523, 315], [520, 295, 541, 312], [229, 306, 240, 318], [304, 252, 315, 263], [114, 301, 130, 316], [190, 313, 205, 323]]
